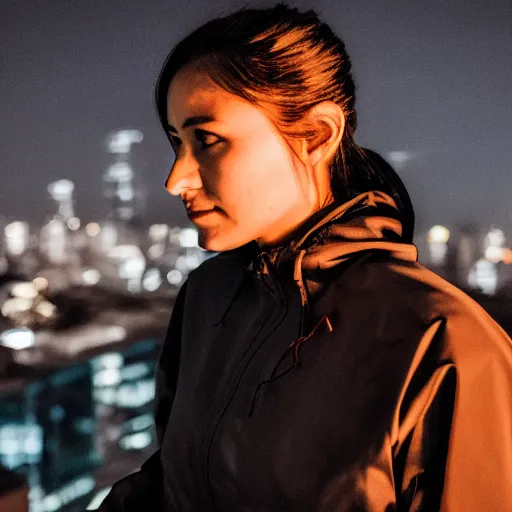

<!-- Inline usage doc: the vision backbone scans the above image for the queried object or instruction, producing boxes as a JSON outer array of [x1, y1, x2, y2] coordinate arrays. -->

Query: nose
[[165, 156, 203, 196]]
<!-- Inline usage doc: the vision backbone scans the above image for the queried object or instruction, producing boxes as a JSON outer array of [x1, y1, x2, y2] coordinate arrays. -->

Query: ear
[[301, 101, 345, 168]]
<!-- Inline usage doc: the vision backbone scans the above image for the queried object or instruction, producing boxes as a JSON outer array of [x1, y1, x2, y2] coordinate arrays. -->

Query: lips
[[186, 206, 221, 220]]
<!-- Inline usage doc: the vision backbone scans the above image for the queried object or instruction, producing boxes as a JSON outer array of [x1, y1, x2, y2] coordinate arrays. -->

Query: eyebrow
[[167, 115, 216, 133]]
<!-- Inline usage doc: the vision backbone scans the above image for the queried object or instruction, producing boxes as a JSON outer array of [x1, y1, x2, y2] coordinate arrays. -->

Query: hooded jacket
[[100, 191, 512, 512]]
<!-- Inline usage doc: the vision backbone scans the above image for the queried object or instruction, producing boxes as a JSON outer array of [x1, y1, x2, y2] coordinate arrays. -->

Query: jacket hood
[[254, 190, 418, 310]]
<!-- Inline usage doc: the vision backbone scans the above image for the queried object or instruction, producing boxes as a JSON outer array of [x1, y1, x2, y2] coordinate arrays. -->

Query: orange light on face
[[503, 248, 512, 264]]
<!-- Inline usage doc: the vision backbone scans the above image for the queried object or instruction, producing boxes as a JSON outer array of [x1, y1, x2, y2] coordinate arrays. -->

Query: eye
[[168, 130, 220, 155], [194, 130, 220, 150]]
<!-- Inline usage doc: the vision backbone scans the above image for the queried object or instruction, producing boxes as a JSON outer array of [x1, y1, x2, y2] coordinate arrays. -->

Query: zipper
[[201, 251, 289, 510]]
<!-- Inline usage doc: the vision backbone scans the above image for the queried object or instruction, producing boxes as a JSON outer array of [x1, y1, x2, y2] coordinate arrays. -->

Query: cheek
[[240, 137, 301, 191], [234, 168, 302, 228], [208, 134, 304, 227]]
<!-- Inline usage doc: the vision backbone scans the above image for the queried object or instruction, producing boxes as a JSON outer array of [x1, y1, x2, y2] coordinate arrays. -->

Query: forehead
[[165, 63, 282, 137], [167, 64, 229, 122]]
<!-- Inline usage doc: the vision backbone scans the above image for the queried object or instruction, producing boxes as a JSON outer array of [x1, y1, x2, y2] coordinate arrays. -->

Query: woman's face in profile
[[165, 63, 315, 252]]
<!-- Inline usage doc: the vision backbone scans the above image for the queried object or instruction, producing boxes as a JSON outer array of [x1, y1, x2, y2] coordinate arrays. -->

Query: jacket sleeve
[[393, 313, 512, 511], [98, 280, 188, 512]]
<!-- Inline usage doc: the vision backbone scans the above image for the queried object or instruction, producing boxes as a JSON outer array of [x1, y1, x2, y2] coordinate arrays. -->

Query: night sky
[[1, 0, 511, 239]]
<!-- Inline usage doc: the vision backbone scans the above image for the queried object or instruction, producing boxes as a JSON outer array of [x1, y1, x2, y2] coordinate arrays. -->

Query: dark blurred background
[[0, 1, 511, 510]]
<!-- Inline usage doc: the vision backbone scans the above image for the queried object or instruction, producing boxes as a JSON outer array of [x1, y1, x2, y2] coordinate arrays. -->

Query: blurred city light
[[66, 216, 81, 231], [47, 179, 75, 220], [11, 281, 39, 299], [166, 269, 183, 285], [106, 129, 143, 154], [93, 367, 122, 388], [427, 225, 451, 267], [4, 221, 29, 256], [99, 222, 118, 253], [147, 243, 165, 260], [47, 179, 74, 201], [486, 227, 505, 248], [86, 487, 112, 510], [481, 227, 509, 266], [485, 246, 505, 264], [33, 277, 49, 292], [141, 268, 162, 292], [428, 225, 450, 244], [107, 245, 146, 284], [118, 431, 152, 451], [91, 353, 123, 371], [41, 475, 95, 512], [34, 300, 57, 319], [85, 222, 101, 237], [1, 297, 33, 317], [116, 378, 154, 408], [40, 219, 68, 264], [105, 162, 133, 183], [120, 362, 151, 382], [0, 423, 43, 468], [468, 258, 498, 295], [124, 413, 153, 432], [149, 224, 169, 242], [180, 228, 199, 248], [386, 150, 413, 170], [82, 269, 101, 286], [0, 328, 35, 350], [175, 253, 202, 274]]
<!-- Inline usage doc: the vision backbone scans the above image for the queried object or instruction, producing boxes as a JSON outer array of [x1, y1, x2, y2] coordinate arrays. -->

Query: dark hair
[[155, 3, 415, 242]]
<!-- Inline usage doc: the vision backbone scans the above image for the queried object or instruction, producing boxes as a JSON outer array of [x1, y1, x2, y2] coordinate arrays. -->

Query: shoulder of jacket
[[360, 256, 512, 359], [349, 254, 479, 310]]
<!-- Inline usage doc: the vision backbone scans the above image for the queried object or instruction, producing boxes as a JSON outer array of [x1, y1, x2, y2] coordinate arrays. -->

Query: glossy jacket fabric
[[100, 191, 512, 511]]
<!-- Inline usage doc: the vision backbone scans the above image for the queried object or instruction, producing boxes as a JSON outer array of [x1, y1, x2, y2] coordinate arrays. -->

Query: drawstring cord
[[247, 312, 333, 417], [258, 246, 335, 369], [289, 313, 333, 368], [246, 247, 334, 416], [246, 246, 336, 417], [293, 248, 309, 310]]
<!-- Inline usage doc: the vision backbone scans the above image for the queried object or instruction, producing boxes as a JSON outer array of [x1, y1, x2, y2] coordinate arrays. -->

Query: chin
[[198, 231, 248, 253]]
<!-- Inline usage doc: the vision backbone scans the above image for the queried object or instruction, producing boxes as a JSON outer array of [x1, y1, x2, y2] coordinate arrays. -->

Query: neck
[[256, 200, 339, 252]]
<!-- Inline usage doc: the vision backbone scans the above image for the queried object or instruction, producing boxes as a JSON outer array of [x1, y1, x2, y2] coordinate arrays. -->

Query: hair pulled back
[[156, 3, 415, 242]]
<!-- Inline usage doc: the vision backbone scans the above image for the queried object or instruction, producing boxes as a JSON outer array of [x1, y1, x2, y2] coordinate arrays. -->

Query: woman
[[100, 4, 512, 511]]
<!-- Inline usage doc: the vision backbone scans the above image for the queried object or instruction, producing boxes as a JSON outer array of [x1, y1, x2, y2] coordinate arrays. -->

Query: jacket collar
[[252, 190, 418, 310], [207, 190, 418, 324]]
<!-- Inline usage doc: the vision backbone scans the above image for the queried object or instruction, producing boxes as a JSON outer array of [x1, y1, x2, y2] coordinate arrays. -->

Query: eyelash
[[170, 130, 219, 152]]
